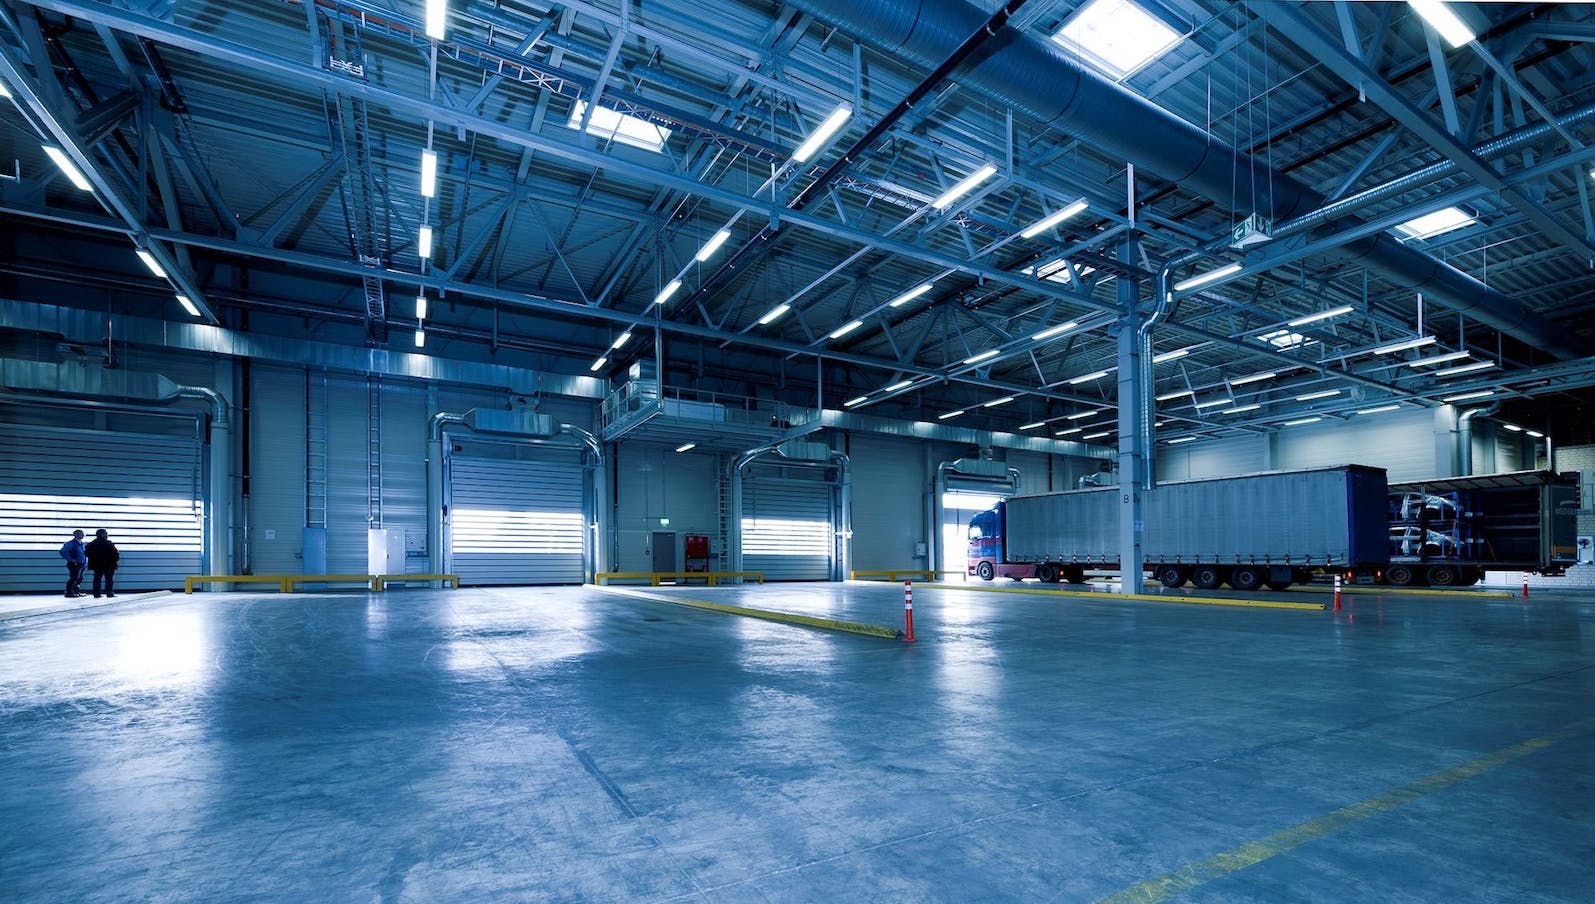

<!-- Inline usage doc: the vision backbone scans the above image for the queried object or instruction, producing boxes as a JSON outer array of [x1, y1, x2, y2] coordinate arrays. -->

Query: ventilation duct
[[783, 0, 1582, 359]]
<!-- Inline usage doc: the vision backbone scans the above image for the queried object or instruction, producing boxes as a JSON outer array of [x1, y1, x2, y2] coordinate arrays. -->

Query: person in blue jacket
[[59, 530, 87, 598]]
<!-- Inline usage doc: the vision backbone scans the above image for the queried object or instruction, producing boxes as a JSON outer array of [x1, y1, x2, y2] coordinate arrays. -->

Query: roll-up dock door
[[446, 453, 587, 585], [741, 475, 835, 581]]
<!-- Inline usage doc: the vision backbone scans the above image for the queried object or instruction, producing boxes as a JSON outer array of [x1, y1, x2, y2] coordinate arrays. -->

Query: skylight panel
[[1051, 0, 1184, 79], [568, 101, 672, 152], [1394, 207, 1476, 240]]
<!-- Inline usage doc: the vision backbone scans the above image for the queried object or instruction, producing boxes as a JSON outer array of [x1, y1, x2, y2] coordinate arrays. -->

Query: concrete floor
[[1, 582, 1590, 903]]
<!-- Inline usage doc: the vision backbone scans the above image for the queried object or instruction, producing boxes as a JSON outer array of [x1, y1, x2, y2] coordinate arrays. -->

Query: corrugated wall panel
[[378, 382, 429, 572], [612, 444, 719, 572], [1276, 407, 1437, 480], [447, 454, 586, 584], [1006, 451, 1052, 495], [1158, 435, 1266, 480], [1, 423, 204, 590], [249, 365, 308, 573], [326, 375, 372, 573], [847, 435, 924, 570]]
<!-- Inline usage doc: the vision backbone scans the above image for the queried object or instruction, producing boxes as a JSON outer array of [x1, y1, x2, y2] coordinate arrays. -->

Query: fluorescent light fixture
[[1165, 436, 1197, 444], [844, 396, 868, 408], [938, 409, 965, 420], [963, 349, 1000, 365], [652, 278, 682, 306], [757, 303, 790, 325], [588, 355, 607, 372], [1051, 0, 1184, 78], [1284, 417, 1323, 427], [1067, 370, 1110, 385], [1408, 0, 1474, 48], [1224, 404, 1260, 414], [1031, 321, 1079, 341], [174, 294, 199, 317], [1287, 305, 1354, 327], [1156, 389, 1192, 402], [888, 283, 934, 308], [0, 79, 9, 99], [1433, 360, 1496, 378], [930, 163, 997, 210], [886, 380, 915, 393], [1295, 389, 1342, 402], [1357, 404, 1402, 415], [1173, 262, 1242, 292], [1442, 390, 1495, 403], [1230, 371, 1276, 386], [134, 249, 167, 279], [1056, 427, 1084, 436], [1501, 424, 1523, 432], [42, 145, 92, 191], [791, 104, 853, 163], [1152, 347, 1190, 364], [420, 149, 437, 197], [1194, 397, 1232, 409], [414, 330, 426, 348], [1020, 421, 1046, 430], [1405, 351, 1470, 368], [1018, 200, 1089, 239], [675, 443, 697, 453], [1257, 328, 1313, 350], [610, 330, 632, 350], [1371, 335, 1436, 355], [1067, 409, 1102, 420], [1082, 431, 1111, 440], [1526, 430, 1545, 439], [694, 229, 731, 262], [417, 225, 433, 259], [567, 100, 672, 152], [983, 396, 1015, 408], [829, 319, 864, 339], [424, 0, 447, 39], [1394, 206, 1476, 240]]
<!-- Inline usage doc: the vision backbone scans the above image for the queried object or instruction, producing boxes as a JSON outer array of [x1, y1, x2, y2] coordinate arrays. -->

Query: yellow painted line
[[601, 587, 902, 639], [940, 581, 1325, 612], [1288, 584, 1513, 599], [1095, 716, 1595, 904]]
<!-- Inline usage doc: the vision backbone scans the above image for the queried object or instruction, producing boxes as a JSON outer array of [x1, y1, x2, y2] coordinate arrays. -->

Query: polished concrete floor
[[1, 582, 1590, 903]]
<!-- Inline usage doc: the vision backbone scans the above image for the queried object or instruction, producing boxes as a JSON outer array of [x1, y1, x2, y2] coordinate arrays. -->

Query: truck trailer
[[967, 464, 1390, 591], [1383, 470, 1579, 586]]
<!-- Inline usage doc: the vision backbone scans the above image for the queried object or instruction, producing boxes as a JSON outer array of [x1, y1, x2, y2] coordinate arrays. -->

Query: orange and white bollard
[[1522, 572, 1530, 599], [903, 580, 916, 643], [1333, 574, 1342, 611]]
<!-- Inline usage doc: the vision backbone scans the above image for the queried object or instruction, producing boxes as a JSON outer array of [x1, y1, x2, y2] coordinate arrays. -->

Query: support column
[[1116, 230, 1146, 595]]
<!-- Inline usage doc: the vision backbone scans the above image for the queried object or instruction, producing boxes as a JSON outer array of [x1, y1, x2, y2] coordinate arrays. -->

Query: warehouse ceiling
[[2, 0, 1594, 445]]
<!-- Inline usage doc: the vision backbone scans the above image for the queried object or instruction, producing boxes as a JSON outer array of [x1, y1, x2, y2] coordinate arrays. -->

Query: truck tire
[[1063, 564, 1086, 585], [1386, 564, 1416, 586], [1229, 565, 1264, 591], [1459, 568, 1482, 586], [1036, 563, 1061, 584], [977, 561, 995, 582], [1426, 564, 1458, 587], [1265, 580, 1293, 591], [1155, 565, 1186, 588], [1191, 565, 1223, 590]]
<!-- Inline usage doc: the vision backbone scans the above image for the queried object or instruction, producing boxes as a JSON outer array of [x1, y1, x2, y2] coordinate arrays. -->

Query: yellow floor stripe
[[600, 587, 902, 639], [1288, 584, 1513, 599], [941, 582, 1325, 612], [1095, 716, 1595, 904]]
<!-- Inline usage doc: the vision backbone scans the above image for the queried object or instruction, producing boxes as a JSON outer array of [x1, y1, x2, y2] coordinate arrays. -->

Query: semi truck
[[966, 464, 1391, 590], [1382, 470, 1579, 586]]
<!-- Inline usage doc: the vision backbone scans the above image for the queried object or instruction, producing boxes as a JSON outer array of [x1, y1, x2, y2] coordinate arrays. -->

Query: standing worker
[[59, 529, 87, 598], [86, 529, 120, 598]]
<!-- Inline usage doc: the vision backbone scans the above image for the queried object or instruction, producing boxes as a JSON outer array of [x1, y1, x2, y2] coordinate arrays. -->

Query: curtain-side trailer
[[1383, 470, 1579, 586], [967, 464, 1390, 591]]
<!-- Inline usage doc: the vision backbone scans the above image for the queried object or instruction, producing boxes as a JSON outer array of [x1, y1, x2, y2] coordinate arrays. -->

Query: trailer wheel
[[1426, 564, 1458, 587], [1155, 565, 1186, 588], [1459, 568, 1482, 586], [1036, 563, 1061, 584], [1386, 564, 1416, 586], [1229, 565, 1264, 591], [1265, 580, 1292, 591], [1063, 564, 1086, 585], [1191, 566, 1223, 590], [977, 561, 995, 582]]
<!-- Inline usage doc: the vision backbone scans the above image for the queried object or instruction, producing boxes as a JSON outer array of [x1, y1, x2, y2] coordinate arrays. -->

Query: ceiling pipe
[[781, 0, 1584, 360]]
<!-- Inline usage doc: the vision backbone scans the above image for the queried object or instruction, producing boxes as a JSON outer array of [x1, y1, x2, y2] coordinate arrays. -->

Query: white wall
[[611, 445, 720, 572], [848, 434, 927, 569]]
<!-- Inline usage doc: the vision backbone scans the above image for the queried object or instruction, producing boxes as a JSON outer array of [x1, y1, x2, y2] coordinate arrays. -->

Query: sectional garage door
[[447, 455, 586, 585], [742, 477, 835, 581], [0, 423, 206, 591]]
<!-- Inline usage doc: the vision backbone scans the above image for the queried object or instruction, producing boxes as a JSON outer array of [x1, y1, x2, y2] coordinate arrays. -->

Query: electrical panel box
[[368, 529, 406, 574]]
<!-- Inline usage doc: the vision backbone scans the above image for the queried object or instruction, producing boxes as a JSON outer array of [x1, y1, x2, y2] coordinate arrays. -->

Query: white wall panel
[[1006, 451, 1053, 495], [1158, 435, 1266, 480], [378, 382, 428, 573], [326, 375, 373, 573], [1276, 407, 1437, 480], [612, 444, 720, 572], [847, 434, 924, 570], [248, 365, 308, 574]]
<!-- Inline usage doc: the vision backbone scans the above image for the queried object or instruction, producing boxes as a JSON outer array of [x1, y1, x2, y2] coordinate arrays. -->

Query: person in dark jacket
[[85, 529, 120, 598], [59, 530, 87, 598]]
